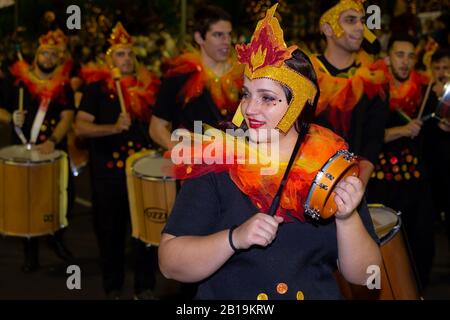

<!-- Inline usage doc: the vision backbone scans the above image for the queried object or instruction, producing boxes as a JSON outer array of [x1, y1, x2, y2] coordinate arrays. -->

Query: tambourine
[[304, 150, 359, 220]]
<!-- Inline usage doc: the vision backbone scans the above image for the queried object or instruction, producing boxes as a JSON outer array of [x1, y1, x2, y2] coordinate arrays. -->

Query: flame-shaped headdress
[[38, 29, 68, 52], [233, 4, 317, 133], [107, 22, 134, 55], [320, 0, 376, 43]]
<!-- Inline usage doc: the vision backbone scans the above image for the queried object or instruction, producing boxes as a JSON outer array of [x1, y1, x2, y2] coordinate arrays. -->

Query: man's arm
[[74, 110, 130, 138], [37, 110, 74, 154], [384, 119, 422, 143], [150, 115, 175, 150], [0, 108, 11, 124]]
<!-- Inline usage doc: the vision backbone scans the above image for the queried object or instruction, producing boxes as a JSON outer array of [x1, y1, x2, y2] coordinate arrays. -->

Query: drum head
[[368, 205, 399, 240], [133, 155, 174, 180], [0, 145, 62, 163]]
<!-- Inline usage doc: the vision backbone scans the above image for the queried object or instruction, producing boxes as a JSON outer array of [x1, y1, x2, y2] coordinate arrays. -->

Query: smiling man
[[75, 22, 160, 300], [150, 5, 243, 150], [0, 29, 75, 273], [311, 0, 389, 187], [367, 34, 435, 292]]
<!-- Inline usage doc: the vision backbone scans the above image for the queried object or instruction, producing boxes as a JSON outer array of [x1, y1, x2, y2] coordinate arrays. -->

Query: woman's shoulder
[[308, 123, 346, 144], [182, 170, 233, 189]]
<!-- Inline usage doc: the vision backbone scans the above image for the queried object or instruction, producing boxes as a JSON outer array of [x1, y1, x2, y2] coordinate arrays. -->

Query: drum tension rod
[[318, 183, 329, 190]]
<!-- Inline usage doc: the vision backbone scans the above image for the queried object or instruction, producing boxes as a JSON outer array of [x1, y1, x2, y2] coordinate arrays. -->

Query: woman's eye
[[262, 96, 275, 103], [241, 92, 249, 99]]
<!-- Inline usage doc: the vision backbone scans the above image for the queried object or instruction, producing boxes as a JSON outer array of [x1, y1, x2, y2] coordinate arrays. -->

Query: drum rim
[[368, 204, 402, 245], [131, 154, 175, 181], [304, 150, 355, 219], [0, 145, 63, 164]]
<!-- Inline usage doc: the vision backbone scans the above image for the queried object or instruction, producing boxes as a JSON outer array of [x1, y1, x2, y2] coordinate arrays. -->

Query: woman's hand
[[334, 176, 364, 220], [232, 213, 284, 250]]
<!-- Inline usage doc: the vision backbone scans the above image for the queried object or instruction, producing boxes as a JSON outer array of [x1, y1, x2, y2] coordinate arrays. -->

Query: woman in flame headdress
[[158, 5, 381, 300]]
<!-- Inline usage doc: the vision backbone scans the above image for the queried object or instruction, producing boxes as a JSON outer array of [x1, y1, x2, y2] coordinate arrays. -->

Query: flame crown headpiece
[[232, 4, 317, 133], [38, 29, 68, 51], [107, 22, 134, 55], [319, 0, 376, 43]]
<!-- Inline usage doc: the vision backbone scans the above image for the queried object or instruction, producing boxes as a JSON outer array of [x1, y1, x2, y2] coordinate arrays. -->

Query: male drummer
[[312, 0, 390, 187], [75, 22, 160, 300], [367, 34, 435, 291], [422, 48, 450, 246], [0, 29, 75, 272], [150, 5, 242, 150]]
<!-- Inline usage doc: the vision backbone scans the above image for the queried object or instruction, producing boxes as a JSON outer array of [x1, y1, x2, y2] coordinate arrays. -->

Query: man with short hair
[[311, 0, 389, 187], [0, 29, 75, 273], [423, 48, 450, 245], [150, 5, 242, 150], [368, 34, 435, 291]]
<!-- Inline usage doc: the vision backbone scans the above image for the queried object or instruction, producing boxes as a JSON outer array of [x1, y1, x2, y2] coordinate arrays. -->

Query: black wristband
[[228, 225, 239, 252]]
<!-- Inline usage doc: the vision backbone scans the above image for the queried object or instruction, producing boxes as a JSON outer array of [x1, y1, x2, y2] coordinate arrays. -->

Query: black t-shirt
[[314, 55, 389, 165], [371, 84, 429, 183], [152, 74, 226, 131], [78, 81, 152, 181], [164, 171, 379, 300], [1, 77, 74, 151], [423, 88, 450, 166]]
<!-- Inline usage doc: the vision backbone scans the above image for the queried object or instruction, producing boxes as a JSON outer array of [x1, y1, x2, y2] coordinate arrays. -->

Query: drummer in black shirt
[[367, 35, 435, 291], [0, 29, 75, 273], [75, 22, 160, 300], [150, 5, 243, 150], [422, 49, 450, 245]]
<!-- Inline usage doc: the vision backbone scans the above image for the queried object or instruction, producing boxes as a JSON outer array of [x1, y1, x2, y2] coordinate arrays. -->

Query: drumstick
[[396, 109, 412, 123], [19, 82, 24, 112], [112, 67, 127, 114], [417, 81, 432, 120], [16, 44, 23, 61]]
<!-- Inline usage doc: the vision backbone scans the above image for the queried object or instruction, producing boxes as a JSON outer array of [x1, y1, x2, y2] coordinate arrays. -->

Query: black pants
[[91, 178, 156, 294], [368, 178, 435, 290]]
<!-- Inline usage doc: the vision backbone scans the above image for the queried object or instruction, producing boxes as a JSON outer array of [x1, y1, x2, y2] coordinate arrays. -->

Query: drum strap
[[30, 97, 51, 144]]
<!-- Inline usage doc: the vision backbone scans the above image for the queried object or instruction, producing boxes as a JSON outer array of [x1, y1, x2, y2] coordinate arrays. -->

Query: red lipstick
[[248, 118, 265, 129]]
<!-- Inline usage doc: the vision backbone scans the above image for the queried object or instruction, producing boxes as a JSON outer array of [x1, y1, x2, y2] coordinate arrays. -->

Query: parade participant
[[311, 0, 389, 186], [368, 34, 434, 291], [150, 5, 243, 150], [158, 5, 381, 300], [0, 29, 75, 272], [423, 50, 450, 237], [75, 22, 160, 299]]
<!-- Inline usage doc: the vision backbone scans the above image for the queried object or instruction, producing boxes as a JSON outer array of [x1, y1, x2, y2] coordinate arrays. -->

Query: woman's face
[[241, 77, 289, 143]]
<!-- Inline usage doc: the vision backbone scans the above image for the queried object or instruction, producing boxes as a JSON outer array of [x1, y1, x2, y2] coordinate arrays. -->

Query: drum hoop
[[131, 154, 175, 181], [369, 205, 403, 244], [304, 150, 355, 218], [0, 154, 63, 165], [379, 216, 402, 244], [132, 171, 175, 182]]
